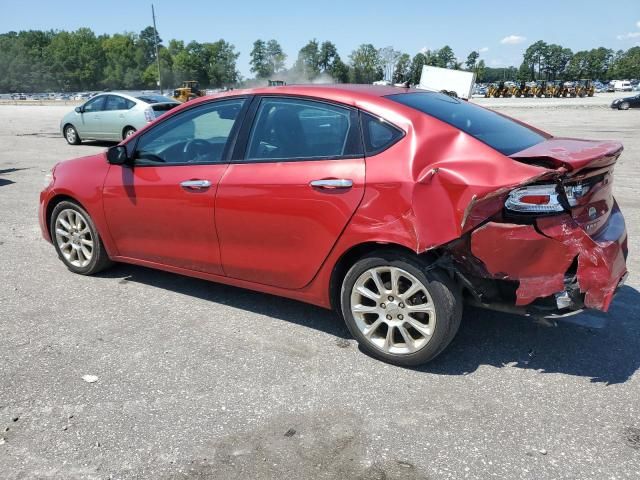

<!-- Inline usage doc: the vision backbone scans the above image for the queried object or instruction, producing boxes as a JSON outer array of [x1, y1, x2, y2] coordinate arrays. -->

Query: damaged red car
[[39, 85, 629, 366]]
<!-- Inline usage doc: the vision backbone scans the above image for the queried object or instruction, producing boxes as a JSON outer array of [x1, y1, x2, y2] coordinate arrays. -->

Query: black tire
[[620, 102, 630, 110], [64, 124, 81, 145], [50, 200, 113, 275], [340, 251, 462, 367], [122, 126, 136, 139]]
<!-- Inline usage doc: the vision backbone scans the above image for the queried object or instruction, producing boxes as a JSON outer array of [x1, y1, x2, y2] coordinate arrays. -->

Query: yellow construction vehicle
[[485, 84, 499, 97], [528, 81, 544, 98], [172, 80, 205, 103], [577, 80, 595, 97]]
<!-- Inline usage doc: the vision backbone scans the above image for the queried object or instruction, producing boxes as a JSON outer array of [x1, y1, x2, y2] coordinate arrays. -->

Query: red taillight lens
[[519, 195, 551, 205]]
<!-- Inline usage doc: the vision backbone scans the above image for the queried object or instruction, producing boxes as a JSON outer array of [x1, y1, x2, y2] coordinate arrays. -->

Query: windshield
[[387, 92, 546, 155], [136, 95, 177, 104]]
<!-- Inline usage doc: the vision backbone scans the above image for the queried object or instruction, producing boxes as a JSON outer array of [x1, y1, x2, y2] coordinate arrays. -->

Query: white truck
[[612, 80, 632, 92], [417, 65, 476, 100]]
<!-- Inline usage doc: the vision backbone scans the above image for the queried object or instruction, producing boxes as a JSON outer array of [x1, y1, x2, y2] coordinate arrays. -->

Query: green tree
[[393, 53, 411, 83], [47, 28, 105, 90], [436, 45, 456, 69], [523, 40, 548, 80], [409, 52, 427, 85], [349, 44, 382, 83], [476, 59, 486, 82], [294, 39, 321, 79], [101, 32, 142, 89], [266, 39, 286, 75], [250, 39, 270, 78], [465, 51, 479, 71]]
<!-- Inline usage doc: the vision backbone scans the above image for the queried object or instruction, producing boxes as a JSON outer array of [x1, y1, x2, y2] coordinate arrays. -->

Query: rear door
[[215, 96, 365, 289], [102, 95, 135, 140]]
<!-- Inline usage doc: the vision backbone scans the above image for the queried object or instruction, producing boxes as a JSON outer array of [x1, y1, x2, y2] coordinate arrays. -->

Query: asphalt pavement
[[0, 100, 639, 479]]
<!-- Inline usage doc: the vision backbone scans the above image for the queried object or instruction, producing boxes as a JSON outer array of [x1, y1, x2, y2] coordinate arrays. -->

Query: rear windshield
[[136, 95, 176, 104], [387, 92, 545, 155]]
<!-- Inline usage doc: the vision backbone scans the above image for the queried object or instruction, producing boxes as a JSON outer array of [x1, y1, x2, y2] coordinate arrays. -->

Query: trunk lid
[[510, 137, 622, 173]]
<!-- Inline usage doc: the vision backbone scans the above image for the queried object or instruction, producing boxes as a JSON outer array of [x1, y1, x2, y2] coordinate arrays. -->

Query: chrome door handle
[[180, 179, 212, 190], [309, 179, 353, 189]]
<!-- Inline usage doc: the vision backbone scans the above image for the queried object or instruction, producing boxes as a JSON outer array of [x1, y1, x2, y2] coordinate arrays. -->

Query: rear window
[[387, 92, 545, 155], [136, 95, 177, 104]]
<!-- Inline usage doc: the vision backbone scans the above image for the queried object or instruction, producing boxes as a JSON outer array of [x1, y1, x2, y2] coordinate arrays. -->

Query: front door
[[102, 97, 247, 274], [76, 95, 106, 139], [216, 96, 365, 289]]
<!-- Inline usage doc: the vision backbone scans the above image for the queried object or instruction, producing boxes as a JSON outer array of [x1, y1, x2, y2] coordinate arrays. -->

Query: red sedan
[[39, 85, 628, 366]]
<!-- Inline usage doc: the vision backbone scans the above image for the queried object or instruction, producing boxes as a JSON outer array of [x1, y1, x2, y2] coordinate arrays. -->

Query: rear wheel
[[340, 252, 462, 366], [50, 201, 113, 275], [64, 124, 80, 145], [123, 126, 136, 139]]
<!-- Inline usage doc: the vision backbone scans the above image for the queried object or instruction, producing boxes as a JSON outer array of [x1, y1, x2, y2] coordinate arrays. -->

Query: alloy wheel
[[54, 209, 94, 268], [350, 266, 436, 355], [65, 127, 76, 144]]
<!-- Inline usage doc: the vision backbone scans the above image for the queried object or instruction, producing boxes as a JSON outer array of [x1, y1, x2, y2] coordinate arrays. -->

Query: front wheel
[[50, 201, 113, 275], [619, 102, 630, 110], [340, 252, 462, 366], [64, 124, 81, 145]]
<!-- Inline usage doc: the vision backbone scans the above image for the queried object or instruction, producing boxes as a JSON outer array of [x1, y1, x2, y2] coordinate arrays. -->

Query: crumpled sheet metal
[[470, 211, 627, 311]]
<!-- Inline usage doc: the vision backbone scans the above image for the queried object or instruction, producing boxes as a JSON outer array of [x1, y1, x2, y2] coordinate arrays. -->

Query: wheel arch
[[328, 241, 441, 311], [122, 125, 136, 139], [45, 194, 89, 239]]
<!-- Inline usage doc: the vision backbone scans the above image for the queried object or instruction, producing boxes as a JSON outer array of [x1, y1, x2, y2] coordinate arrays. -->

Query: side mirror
[[106, 145, 130, 165], [75, 106, 83, 113]]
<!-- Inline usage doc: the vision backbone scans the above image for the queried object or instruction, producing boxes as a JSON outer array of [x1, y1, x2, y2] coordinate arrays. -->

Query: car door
[[76, 95, 106, 139], [215, 96, 366, 289], [102, 97, 248, 274], [102, 95, 135, 140]]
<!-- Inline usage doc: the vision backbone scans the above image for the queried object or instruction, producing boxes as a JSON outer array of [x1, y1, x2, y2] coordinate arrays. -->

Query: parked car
[[60, 92, 179, 144], [40, 85, 628, 366], [612, 80, 633, 92], [611, 93, 640, 110]]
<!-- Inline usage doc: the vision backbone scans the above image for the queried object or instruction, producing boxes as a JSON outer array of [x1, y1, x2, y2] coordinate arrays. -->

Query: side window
[[246, 97, 361, 161], [134, 98, 245, 166], [104, 95, 133, 111], [361, 112, 404, 156], [83, 96, 106, 113]]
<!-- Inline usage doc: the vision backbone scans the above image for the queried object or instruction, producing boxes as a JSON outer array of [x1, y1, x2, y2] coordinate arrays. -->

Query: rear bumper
[[467, 201, 628, 314]]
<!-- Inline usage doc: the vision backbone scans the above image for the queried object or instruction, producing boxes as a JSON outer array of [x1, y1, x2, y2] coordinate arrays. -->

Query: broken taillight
[[505, 184, 564, 213], [505, 183, 590, 214]]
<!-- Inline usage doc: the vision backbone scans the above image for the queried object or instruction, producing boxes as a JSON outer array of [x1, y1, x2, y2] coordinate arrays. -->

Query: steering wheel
[[183, 139, 210, 162]]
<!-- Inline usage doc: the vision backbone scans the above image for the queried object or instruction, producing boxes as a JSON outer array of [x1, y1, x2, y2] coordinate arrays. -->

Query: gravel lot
[[1, 97, 639, 479]]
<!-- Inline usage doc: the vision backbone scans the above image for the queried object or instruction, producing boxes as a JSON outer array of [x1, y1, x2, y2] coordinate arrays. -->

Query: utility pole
[[152, 4, 162, 94]]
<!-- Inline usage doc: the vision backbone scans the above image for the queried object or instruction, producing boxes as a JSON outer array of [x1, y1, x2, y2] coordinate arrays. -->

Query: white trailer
[[417, 66, 476, 100]]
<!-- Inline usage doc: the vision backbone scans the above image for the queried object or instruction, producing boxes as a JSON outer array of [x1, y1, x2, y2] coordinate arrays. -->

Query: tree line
[[0, 28, 240, 92], [1, 27, 639, 93]]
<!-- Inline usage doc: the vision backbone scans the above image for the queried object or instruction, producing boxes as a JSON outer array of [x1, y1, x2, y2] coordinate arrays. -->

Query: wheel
[[123, 127, 136, 139], [64, 124, 81, 145], [50, 200, 113, 275], [620, 102, 630, 110], [340, 252, 462, 367]]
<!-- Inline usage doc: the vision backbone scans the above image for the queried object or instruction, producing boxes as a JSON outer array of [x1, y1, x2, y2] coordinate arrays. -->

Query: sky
[[1, 0, 639, 78]]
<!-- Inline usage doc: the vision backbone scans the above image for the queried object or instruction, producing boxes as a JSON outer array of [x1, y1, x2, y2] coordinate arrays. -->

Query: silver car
[[60, 92, 179, 145]]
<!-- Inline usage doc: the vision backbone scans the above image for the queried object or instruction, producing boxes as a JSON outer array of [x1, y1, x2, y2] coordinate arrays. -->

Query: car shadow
[[422, 285, 640, 385], [98, 264, 640, 385], [0, 167, 30, 187]]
